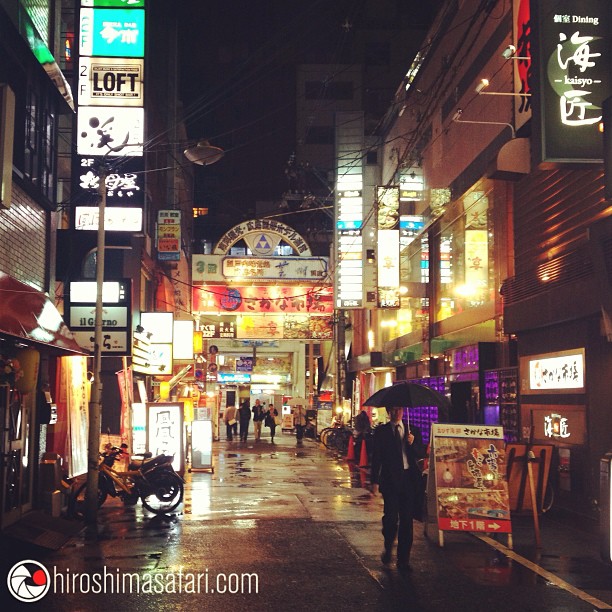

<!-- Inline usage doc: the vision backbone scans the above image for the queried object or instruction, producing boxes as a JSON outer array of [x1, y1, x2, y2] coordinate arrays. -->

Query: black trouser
[[296, 424, 305, 441], [239, 420, 250, 441], [381, 468, 417, 562]]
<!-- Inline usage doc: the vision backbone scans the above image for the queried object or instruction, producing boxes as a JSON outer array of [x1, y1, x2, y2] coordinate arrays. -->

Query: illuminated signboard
[[81, 0, 145, 7], [74, 206, 142, 231], [222, 256, 328, 281], [217, 372, 251, 384], [521, 348, 585, 394], [141, 312, 173, 343], [67, 280, 131, 355], [78, 57, 144, 107], [336, 233, 363, 308], [77, 107, 144, 156], [173, 320, 194, 360], [431, 423, 512, 534], [193, 286, 334, 314], [146, 403, 184, 474], [336, 190, 363, 230], [533, 0, 609, 162], [400, 215, 424, 247], [376, 186, 399, 230], [543, 413, 570, 439], [72, 330, 128, 353], [70, 305, 128, 328], [524, 404, 587, 445], [77, 156, 144, 204], [377, 229, 400, 309], [193, 255, 224, 283], [80, 8, 146, 58], [399, 169, 424, 201], [157, 210, 181, 262], [69, 280, 128, 303]]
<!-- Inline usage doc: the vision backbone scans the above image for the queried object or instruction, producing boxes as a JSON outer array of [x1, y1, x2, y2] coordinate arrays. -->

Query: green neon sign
[[80, 8, 145, 58], [81, 1, 145, 7]]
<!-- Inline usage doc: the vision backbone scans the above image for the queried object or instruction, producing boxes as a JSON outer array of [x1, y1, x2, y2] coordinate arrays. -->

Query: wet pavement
[[2, 430, 612, 611]]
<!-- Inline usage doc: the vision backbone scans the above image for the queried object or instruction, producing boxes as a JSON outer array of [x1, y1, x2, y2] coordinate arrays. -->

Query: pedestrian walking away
[[294, 403, 307, 445], [264, 404, 279, 443], [252, 398, 264, 441], [238, 397, 252, 442], [224, 404, 237, 441], [370, 407, 426, 571]]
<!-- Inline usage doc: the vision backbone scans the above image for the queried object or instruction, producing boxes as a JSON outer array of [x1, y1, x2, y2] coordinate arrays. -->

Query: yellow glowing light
[[159, 381, 170, 400]]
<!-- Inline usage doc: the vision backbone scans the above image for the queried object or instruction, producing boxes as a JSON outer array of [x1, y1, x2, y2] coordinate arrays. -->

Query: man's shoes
[[397, 559, 412, 572], [380, 550, 392, 565]]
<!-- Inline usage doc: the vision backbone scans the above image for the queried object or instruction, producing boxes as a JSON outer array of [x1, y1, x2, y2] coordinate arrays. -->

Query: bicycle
[[69, 444, 184, 517], [322, 426, 353, 454]]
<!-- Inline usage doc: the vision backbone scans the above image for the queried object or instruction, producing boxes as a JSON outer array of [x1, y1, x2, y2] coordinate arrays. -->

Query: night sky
[[175, 1, 436, 243]]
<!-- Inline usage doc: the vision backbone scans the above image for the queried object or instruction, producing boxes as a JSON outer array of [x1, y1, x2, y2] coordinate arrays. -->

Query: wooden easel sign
[[429, 423, 513, 547]]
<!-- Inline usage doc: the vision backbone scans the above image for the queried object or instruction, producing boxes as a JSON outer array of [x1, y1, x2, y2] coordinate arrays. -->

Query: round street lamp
[[183, 140, 224, 166]]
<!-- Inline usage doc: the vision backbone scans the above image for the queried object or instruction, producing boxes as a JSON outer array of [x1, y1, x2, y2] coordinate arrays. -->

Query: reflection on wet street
[[23, 431, 612, 611]]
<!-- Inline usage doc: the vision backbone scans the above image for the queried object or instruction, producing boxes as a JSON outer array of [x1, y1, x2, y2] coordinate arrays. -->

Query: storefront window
[[434, 183, 495, 321], [398, 235, 429, 336]]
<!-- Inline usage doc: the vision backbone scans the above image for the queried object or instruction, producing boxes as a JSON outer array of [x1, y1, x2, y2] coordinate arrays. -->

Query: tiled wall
[[0, 183, 47, 289]]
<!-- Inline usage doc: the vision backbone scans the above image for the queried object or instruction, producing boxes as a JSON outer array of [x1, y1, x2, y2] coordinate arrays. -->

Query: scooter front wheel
[[140, 472, 183, 514], [69, 480, 107, 518]]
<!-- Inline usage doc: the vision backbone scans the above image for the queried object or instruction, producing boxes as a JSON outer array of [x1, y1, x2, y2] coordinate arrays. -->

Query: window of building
[[434, 183, 495, 322], [304, 81, 353, 100], [304, 126, 335, 145]]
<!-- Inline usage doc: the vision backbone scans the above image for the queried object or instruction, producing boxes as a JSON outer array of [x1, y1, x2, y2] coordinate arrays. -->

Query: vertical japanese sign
[[431, 423, 512, 534], [157, 209, 181, 261], [146, 402, 184, 474], [533, 0, 609, 163], [513, 0, 532, 131], [376, 186, 400, 309]]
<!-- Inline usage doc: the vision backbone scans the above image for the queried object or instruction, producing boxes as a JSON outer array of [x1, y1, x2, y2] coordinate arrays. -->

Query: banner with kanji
[[431, 423, 512, 534]]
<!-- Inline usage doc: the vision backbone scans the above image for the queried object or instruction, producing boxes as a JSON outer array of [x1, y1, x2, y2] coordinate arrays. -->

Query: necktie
[[395, 424, 403, 453]]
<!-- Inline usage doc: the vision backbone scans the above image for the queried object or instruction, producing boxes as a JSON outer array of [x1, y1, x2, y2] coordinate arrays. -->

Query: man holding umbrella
[[370, 406, 426, 571]]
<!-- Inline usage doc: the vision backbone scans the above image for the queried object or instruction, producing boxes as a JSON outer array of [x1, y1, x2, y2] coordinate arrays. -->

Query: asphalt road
[[2, 432, 612, 611]]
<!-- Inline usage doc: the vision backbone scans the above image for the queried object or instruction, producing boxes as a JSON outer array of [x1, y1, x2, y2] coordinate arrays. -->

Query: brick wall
[[0, 183, 47, 290]]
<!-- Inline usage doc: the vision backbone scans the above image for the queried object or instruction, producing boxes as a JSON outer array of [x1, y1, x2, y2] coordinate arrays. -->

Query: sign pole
[[85, 162, 107, 524]]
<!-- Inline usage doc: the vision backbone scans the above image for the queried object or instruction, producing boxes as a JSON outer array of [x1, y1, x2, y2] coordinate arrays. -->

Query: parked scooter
[[70, 443, 184, 517]]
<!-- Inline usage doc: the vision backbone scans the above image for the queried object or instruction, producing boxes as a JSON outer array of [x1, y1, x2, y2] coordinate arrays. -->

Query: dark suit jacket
[[371, 422, 426, 517]]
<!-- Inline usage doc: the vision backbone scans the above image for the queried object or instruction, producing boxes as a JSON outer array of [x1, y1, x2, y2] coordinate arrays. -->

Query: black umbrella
[[363, 381, 450, 420]]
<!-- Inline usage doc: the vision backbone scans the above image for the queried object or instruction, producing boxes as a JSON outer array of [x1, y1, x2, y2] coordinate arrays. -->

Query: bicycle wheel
[[335, 429, 351, 454], [323, 429, 339, 450], [69, 480, 107, 518], [319, 427, 333, 445], [140, 471, 184, 514]]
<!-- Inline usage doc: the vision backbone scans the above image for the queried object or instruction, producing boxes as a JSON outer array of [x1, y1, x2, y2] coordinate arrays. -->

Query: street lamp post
[[85, 162, 107, 524], [83, 140, 223, 524]]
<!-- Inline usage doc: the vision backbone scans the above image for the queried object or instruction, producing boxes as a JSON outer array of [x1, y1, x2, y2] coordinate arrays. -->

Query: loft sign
[[79, 58, 144, 106]]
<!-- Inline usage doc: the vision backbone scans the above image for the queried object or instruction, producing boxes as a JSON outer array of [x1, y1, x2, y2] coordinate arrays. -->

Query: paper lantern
[[159, 381, 170, 400]]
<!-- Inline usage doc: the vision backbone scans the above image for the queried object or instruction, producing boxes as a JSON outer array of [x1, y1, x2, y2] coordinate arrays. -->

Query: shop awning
[[0, 272, 85, 354]]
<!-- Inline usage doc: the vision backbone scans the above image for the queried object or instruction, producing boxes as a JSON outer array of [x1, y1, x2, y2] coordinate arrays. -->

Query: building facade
[[348, 0, 610, 517]]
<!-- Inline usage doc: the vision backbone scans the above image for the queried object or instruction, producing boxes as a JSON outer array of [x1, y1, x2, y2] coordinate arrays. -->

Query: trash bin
[[600, 451, 612, 563]]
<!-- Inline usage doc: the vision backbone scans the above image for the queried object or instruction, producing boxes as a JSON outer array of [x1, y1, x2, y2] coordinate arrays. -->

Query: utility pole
[[85, 162, 107, 524]]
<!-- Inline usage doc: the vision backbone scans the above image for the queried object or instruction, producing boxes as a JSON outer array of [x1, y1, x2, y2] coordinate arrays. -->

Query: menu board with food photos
[[428, 423, 512, 545]]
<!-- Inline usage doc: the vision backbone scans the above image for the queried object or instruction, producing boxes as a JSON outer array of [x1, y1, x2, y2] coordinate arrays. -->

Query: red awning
[[0, 272, 85, 354]]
